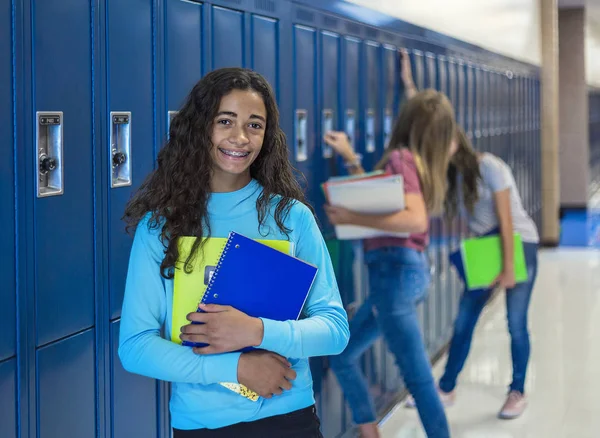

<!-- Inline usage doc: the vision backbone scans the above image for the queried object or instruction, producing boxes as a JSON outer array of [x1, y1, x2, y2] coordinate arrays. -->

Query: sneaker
[[498, 391, 527, 419], [404, 388, 456, 409]]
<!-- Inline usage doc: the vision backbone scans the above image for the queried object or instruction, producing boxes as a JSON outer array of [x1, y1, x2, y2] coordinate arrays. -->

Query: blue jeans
[[439, 242, 539, 394], [330, 247, 450, 438]]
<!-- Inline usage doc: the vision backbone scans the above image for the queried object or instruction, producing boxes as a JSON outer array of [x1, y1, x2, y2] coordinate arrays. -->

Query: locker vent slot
[[323, 15, 339, 29], [366, 27, 379, 39], [345, 22, 361, 36], [296, 9, 315, 23], [254, 0, 275, 13]]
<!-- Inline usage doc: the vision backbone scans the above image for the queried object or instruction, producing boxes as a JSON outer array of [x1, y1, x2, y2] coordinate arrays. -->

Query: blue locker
[[456, 59, 466, 129], [382, 45, 398, 147], [410, 50, 425, 90], [37, 330, 96, 438], [0, 0, 15, 363], [0, 358, 16, 438], [166, 0, 203, 115], [292, 25, 316, 166], [425, 52, 437, 89], [343, 37, 361, 162], [320, 30, 341, 237], [107, 0, 156, 320], [33, 0, 95, 346], [363, 41, 381, 169], [212, 6, 244, 69], [465, 62, 475, 140], [106, 1, 159, 433], [251, 15, 279, 97], [110, 321, 158, 438]]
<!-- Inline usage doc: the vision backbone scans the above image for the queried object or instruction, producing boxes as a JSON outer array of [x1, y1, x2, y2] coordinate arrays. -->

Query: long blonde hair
[[376, 89, 456, 215]]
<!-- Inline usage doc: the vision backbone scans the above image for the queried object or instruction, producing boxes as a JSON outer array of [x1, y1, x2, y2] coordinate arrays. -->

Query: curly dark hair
[[445, 126, 481, 218], [124, 68, 312, 278]]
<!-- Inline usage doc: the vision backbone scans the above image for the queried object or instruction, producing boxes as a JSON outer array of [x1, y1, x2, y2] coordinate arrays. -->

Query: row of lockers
[[0, 0, 542, 437]]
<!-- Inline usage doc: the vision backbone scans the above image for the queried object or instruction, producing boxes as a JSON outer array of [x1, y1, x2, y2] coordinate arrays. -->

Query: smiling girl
[[118, 68, 349, 438]]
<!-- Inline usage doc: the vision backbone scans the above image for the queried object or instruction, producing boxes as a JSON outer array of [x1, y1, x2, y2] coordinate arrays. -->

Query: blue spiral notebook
[[193, 231, 318, 350]]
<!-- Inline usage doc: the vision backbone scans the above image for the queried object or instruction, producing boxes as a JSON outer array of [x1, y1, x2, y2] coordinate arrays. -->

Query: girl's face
[[210, 89, 267, 192]]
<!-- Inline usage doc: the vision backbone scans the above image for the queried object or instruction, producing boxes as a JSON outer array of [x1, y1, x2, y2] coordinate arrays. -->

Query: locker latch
[[295, 110, 308, 162], [365, 109, 375, 153], [110, 112, 132, 188], [36, 112, 64, 198], [384, 109, 393, 149], [322, 109, 334, 159], [345, 109, 356, 151]]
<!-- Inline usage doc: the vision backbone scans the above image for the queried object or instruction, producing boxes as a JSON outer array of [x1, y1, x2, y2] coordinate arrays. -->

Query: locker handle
[[345, 109, 356, 150], [295, 110, 308, 162], [322, 109, 334, 159], [36, 111, 64, 197], [110, 111, 132, 188]]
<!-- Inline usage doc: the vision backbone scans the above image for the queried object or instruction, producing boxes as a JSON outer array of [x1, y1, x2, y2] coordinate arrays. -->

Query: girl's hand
[[400, 49, 415, 89], [493, 268, 516, 289], [323, 131, 355, 161], [181, 304, 264, 354], [325, 205, 356, 225]]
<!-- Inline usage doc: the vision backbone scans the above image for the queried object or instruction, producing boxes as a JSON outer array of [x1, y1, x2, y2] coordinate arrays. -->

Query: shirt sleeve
[[387, 149, 422, 194], [118, 216, 241, 385], [482, 155, 511, 193], [257, 204, 350, 358]]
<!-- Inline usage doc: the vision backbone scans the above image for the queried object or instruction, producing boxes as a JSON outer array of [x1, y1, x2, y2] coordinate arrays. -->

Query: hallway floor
[[380, 249, 600, 438]]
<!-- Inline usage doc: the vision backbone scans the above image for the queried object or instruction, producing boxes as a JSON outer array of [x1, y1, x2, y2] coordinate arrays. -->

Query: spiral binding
[[201, 231, 236, 305]]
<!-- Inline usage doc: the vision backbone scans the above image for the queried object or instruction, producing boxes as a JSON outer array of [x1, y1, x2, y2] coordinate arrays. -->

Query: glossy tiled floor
[[380, 249, 600, 438]]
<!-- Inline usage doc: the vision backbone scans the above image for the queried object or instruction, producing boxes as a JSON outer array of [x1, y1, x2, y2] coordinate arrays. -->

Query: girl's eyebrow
[[217, 111, 266, 123]]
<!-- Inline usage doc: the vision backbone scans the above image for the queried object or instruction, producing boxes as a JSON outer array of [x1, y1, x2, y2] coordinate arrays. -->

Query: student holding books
[[118, 68, 349, 438], [401, 51, 539, 419], [323, 89, 457, 438]]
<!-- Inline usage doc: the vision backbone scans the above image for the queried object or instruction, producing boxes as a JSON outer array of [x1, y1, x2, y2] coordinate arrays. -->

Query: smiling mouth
[[218, 148, 250, 158]]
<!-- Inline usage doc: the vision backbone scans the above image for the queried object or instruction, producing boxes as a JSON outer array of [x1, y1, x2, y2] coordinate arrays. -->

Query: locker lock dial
[[112, 150, 127, 168], [39, 153, 57, 175]]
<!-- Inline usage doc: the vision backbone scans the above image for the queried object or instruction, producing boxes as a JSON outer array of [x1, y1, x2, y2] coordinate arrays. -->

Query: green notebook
[[461, 233, 528, 290]]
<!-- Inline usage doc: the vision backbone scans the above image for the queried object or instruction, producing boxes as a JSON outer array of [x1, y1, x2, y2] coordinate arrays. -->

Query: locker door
[[425, 52, 437, 89], [110, 321, 158, 438], [382, 45, 398, 148], [363, 41, 381, 169], [342, 36, 362, 313], [425, 52, 440, 350], [251, 15, 278, 97], [465, 63, 475, 141], [411, 50, 425, 90], [0, 0, 15, 363], [106, 1, 158, 437], [320, 30, 340, 237], [212, 6, 244, 69], [32, 2, 96, 435], [0, 359, 16, 438], [33, 0, 94, 347], [293, 25, 316, 167], [344, 37, 361, 161], [166, 0, 203, 123], [457, 60, 466, 130], [437, 55, 451, 339], [107, 0, 155, 319]]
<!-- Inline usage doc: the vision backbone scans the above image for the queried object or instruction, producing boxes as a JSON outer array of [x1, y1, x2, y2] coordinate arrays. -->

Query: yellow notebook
[[173, 236, 292, 401]]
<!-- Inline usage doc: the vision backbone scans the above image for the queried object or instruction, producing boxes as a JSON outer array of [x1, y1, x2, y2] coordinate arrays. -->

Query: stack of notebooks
[[321, 170, 408, 240], [173, 232, 318, 401], [449, 233, 529, 291]]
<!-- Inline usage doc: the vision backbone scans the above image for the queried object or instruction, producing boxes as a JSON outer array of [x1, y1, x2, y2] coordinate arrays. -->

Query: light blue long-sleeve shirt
[[118, 179, 349, 430]]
